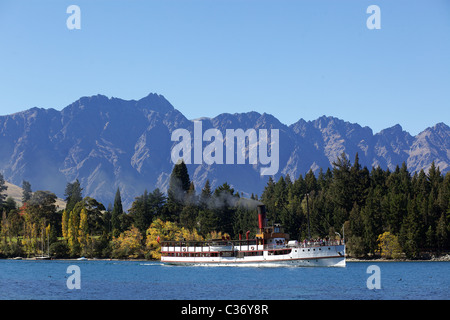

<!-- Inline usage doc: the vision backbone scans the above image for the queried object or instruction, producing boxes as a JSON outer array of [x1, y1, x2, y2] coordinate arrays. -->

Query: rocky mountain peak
[[0, 93, 448, 210]]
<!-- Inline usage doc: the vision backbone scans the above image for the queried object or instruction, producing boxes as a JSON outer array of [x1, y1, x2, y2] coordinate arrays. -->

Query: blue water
[[0, 260, 448, 300]]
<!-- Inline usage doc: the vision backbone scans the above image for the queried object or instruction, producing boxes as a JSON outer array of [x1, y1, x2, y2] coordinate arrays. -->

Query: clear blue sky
[[0, 0, 449, 135]]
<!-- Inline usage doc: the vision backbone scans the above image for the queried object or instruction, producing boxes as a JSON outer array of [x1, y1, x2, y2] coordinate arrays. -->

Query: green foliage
[[111, 188, 124, 237], [64, 179, 83, 214], [0, 172, 7, 208], [22, 180, 32, 203], [258, 156, 450, 258], [1, 157, 449, 260]]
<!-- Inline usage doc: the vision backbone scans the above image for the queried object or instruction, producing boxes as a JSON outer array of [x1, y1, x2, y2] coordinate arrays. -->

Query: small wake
[[139, 262, 165, 266]]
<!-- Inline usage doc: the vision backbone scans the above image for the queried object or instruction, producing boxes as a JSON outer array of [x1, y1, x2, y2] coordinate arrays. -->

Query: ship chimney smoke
[[257, 204, 266, 231]]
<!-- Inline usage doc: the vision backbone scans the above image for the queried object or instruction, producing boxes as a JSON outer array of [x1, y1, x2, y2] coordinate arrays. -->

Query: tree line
[[261, 153, 449, 259], [0, 152, 449, 259]]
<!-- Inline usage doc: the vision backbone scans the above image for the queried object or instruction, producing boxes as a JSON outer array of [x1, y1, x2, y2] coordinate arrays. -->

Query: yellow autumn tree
[[111, 225, 144, 259], [145, 219, 204, 260], [146, 219, 182, 260], [205, 230, 230, 240], [22, 221, 38, 256], [67, 209, 80, 256], [61, 209, 69, 239], [377, 231, 403, 259], [78, 208, 89, 256]]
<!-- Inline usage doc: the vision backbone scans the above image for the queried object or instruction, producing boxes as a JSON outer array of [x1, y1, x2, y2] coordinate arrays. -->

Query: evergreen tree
[[168, 160, 190, 201], [233, 206, 257, 239], [213, 183, 238, 237], [166, 160, 191, 220], [64, 179, 83, 214], [272, 176, 288, 223], [436, 213, 448, 251], [0, 173, 8, 209], [330, 152, 353, 214], [199, 180, 212, 209], [362, 189, 383, 255], [148, 188, 166, 217], [348, 203, 365, 256], [179, 182, 199, 230], [400, 196, 422, 259], [261, 176, 276, 222], [111, 188, 124, 237], [350, 153, 370, 207], [22, 180, 32, 203], [129, 190, 150, 236], [305, 169, 318, 194]]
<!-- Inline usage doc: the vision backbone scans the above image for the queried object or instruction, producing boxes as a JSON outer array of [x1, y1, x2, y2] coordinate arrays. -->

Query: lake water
[[0, 260, 448, 300]]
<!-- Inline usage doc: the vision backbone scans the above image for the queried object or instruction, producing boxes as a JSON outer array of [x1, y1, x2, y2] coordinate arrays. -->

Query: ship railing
[[160, 240, 264, 253], [160, 239, 344, 253]]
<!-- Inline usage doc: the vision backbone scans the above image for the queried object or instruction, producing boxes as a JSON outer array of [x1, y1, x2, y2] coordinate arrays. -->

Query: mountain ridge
[[0, 93, 448, 210]]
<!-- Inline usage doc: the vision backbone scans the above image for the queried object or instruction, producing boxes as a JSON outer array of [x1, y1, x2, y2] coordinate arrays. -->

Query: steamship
[[160, 205, 346, 267]]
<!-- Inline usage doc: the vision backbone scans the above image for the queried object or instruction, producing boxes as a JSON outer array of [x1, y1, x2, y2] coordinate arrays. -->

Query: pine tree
[[199, 180, 212, 209], [129, 190, 150, 236], [272, 176, 288, 223], [436, 213, 448, 251], [330, 152, 353, 214], [180, 182, 199, 230], [350, 153, 370, 207], [427, 161, 442, 198], [362, 189, 383, 255], [148, 188, 166, 217], [400, 196, 422, 259], [111, 188, 124, 237], [213, 183, 237, 237], [261, 176, 276, 222], [0, 173, 8, 208], [305, 169, 318, 194], [166, 160, 191, 220], [65, 179, 83, 214], [168, 160, 190, 202], [22, 180, 32, 203]]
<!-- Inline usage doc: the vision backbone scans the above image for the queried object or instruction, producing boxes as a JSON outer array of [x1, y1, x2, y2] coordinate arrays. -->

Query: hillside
[[3, 180, 66, 210]]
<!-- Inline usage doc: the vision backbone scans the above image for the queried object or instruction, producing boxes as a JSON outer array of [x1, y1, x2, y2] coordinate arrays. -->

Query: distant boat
[[77, 257, 88, 261], [35, 255, 51, 260], [35, 227, 51, 260]]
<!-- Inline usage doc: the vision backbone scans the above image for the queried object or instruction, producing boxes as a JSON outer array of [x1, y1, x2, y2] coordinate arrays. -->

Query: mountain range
[[0, 93, 448, 210]]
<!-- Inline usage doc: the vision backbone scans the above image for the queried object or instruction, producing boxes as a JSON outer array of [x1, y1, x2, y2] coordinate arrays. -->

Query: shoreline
[[4, 254, 450, 263], [346, 253, 450, 262]]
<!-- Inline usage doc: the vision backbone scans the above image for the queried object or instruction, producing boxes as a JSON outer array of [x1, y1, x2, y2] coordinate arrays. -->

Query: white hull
[[161, 244, 345, 267]]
